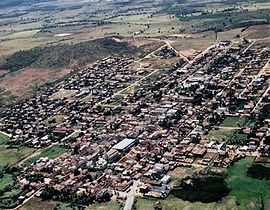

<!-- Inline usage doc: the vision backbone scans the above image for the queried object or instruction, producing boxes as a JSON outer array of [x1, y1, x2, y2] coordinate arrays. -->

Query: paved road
[[124, 181, 139, 210]]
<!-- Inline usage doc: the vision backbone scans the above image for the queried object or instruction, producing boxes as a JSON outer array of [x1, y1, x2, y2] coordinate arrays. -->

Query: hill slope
[[0, 38, 141, 72]]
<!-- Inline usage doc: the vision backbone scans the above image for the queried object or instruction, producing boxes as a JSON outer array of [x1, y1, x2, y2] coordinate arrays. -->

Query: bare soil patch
[[0, 68, 71, 99]]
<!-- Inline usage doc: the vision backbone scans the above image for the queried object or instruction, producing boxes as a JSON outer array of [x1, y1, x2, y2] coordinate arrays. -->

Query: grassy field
[[87, 201, 122, 210], [220, 116, 248, 127], [135, 158, 270, 210], [168, 166, 203, 187], [205, 128, 237, 142], [0, 147, 35, 167], [0, 133, 10, 145], [135, 195, 238, 210], [24, 145, 68, 166], [227, 157, 270, 210], [205, 128, 247, 145], [0, 188, 21, 199], [0, 174, 13, 191]]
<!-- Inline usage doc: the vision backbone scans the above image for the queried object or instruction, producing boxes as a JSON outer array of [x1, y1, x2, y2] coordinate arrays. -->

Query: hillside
[[0, 38, 141, 72], [0, 0, 54, 8]]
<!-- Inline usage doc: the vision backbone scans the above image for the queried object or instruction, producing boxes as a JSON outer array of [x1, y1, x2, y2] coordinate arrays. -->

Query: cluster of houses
[[1, 39, 270, 205]]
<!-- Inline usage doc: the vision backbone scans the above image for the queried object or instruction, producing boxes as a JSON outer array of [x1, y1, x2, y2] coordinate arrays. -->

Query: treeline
[[247, 164, 270, 180], [0, 38, 141, 72], [172, 175, 230, 203]]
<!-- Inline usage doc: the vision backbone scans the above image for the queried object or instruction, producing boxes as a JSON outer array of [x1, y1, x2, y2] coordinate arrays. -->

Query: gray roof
[[112, 138, 136, 150]]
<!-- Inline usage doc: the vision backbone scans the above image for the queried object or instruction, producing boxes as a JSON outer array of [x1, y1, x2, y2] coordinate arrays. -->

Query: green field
[[0, 133, 10, 145], [227, 157, 270, 210], [0, 147, 35, 167], [205, 127, 247, 144], [220, 116, 248, 127], [0, 188, 21, 199], [24, 145, 68, 166], [134, 157, 270, 210], [135, 195, 238, 210], [0, 174, 13, 192], [87, 201, 122, 210], [206, 128, 237, 142]]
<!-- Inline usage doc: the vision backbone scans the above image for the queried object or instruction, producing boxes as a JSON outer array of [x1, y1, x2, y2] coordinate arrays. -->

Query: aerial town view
[[0, 0, 269, 210]]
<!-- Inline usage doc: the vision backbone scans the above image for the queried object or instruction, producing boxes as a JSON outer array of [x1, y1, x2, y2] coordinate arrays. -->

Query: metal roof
[[112, 138, 136, 150]]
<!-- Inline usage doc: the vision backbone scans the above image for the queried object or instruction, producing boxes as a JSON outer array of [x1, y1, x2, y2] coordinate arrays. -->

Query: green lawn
[[135, 195, 238, 210], [220, 116, 247, 127], [206, 128, 237, 142], [228, 131, 248, 145], [0, 174, 13, 191], [227, 157, 270, 210], [0, 147, 35, 167], [24, 145, 68, 166], [206, 128, 247, 144], [0, 133, 10, 145], [0, 188, 22, 199]]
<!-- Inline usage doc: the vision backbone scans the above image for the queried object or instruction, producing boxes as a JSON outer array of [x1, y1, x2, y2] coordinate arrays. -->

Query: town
[[0, 37, 269, 209]]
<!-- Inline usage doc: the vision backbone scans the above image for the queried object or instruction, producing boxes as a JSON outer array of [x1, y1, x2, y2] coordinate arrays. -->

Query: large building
[[112, 138, 137, 152]]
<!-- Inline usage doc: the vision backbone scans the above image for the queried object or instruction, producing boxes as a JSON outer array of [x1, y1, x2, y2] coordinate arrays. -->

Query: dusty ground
[[170, 32, 216, 55], [0, 70, 7, 77], [50, 89, 77, 100], [143, 56, 183, 69], [0, 68, 71, 99]]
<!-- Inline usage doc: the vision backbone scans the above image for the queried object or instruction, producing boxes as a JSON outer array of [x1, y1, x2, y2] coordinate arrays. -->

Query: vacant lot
[[169, 166, 203, 187], [205, 128, 237, 142], [135, 158, 270, 210], [87, 201, 122, 210], [44, 115, 67, 127], [0, 133, 10, 145], [18, 197, 59, 210], [0, 147, 35, 167], [24, 145, 68, 166], [0, 68, 71, 100], [170, 32, 216, 55], [220, 116, 248, 127], [135, 195, 238, 210]]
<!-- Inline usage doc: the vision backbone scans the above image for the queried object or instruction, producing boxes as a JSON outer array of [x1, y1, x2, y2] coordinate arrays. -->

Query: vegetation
[[87, 201, 122, 210], [0, 171, 23, 209], [220, 116, 248, 127], [0, 133, 10, 145], [172, 175, 229, 203], [17, 197, 59, 210], [0, 174, 13, 192], [165, 0, 270, 32], [54, 203, 79, 210], [0, 0, 54, 8], [0, 38, 141, 72], [24, 145, 68, 166], [247, 163, 270, 180], [135, 195, 238, 210], [0, 147, 35, 167], [227, 157, 270, 210]]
